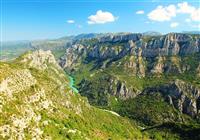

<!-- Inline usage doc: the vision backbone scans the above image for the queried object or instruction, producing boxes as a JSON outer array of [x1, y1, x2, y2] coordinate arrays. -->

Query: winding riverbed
[[68, 76, 79, 93]]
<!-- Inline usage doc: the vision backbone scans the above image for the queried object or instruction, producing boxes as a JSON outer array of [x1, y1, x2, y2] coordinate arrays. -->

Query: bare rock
[[22, 50, 58, 70]]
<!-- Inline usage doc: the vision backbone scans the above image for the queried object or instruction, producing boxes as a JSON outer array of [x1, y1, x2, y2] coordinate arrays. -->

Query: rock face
[[0, 69, 36, 99], [125, 48, 146, 77], [0, 50, 143, 139], [149, 56, 183, 75], [60, 44, 85, 69], [108, 78, 140, 99], [79, 76, 140, 105], [197, 64, 200, 77], [97, 32, 199, 55], [99, 33, 142, 43], [61, 33, 200, 76], [141, 33, 199, 57], [22, 49, 58, 70], [150, 56, 165, 74], [60, 32, 200, 119], [143, 80, 200, 118]]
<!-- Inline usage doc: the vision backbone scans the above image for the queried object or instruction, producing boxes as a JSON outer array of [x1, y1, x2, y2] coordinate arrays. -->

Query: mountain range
[[1, 32, 200, 139]]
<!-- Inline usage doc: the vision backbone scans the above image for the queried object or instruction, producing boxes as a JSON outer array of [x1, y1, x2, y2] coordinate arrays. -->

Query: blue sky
[[1, 0, 200, 41]]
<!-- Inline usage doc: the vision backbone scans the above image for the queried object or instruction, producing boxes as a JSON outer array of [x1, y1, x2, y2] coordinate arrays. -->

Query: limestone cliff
[[61, 33, 200, 77], [0, 50, 145, 140], [143, 80, 200, 118]]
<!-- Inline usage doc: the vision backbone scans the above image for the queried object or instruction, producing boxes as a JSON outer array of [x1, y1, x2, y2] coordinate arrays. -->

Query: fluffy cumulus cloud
[[177, 2, 195, 14], [177, 2, 200, 21], [136, 10, 144, 14], [67, 20, 75, 24], [170, 22, 179, 28], [190, 8, 200, 21], [148, 2, 200, 22], [148, 5, 176, 22], [88, 10, 117, 24]]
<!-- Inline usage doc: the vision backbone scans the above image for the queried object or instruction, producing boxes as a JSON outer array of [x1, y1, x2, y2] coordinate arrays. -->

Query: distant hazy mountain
[[182, 31, 200, 34], [0, 41, 32, 61], [73, 33, 101, 40], [142, 31, 162, 36]]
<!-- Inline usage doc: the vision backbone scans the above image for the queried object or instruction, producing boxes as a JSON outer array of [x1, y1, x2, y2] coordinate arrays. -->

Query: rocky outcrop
[[165, 56, 182, 73], [150, 56, 165, 74], [79, 76, 140, 104], [197, 63, 200, 77], [108, 78, 140, 99], [125, 48, 146, 77], [0, 69, 36, 99], [99, 33, 142, 43], [21, 50, 58, 70], [60, 33, 200, 112], [59, 44, 88, 70], [143, 80, 200, 118], [140, 33, 200, 57], [0, 50, 147, 140], [61, 33, 200, 75], [150, 56, 183, 74]]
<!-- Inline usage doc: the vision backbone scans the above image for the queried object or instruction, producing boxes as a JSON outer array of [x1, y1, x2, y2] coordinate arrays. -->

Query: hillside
[[60, 33, 200, 139], [0, 50, 147, 140], [60, 33, 200, 104], [0, 33, 105, 61], [1, 33, 200, 139]]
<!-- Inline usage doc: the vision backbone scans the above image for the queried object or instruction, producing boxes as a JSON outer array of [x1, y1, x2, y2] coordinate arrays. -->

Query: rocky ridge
[[143, 80, 200, 118], [0, 50, 145, 140], [21, 49, 59, 70], [61, 33, 200, 76], [60, 33, 200, 120], [79, 76, 140, 104]]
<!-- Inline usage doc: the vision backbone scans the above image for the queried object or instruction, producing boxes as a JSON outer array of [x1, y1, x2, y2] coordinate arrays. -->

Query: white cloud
[[147, 5, 176, 22], [177, 2, 200, 22], [88, 10, 117, 24], [67, 20, 75, 24], [148, 2, 200, 22], [136, 10, 144, 14], [177, 2, 195, 14], [170, 22, 179, 28], [190, 8, 200, 21]]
